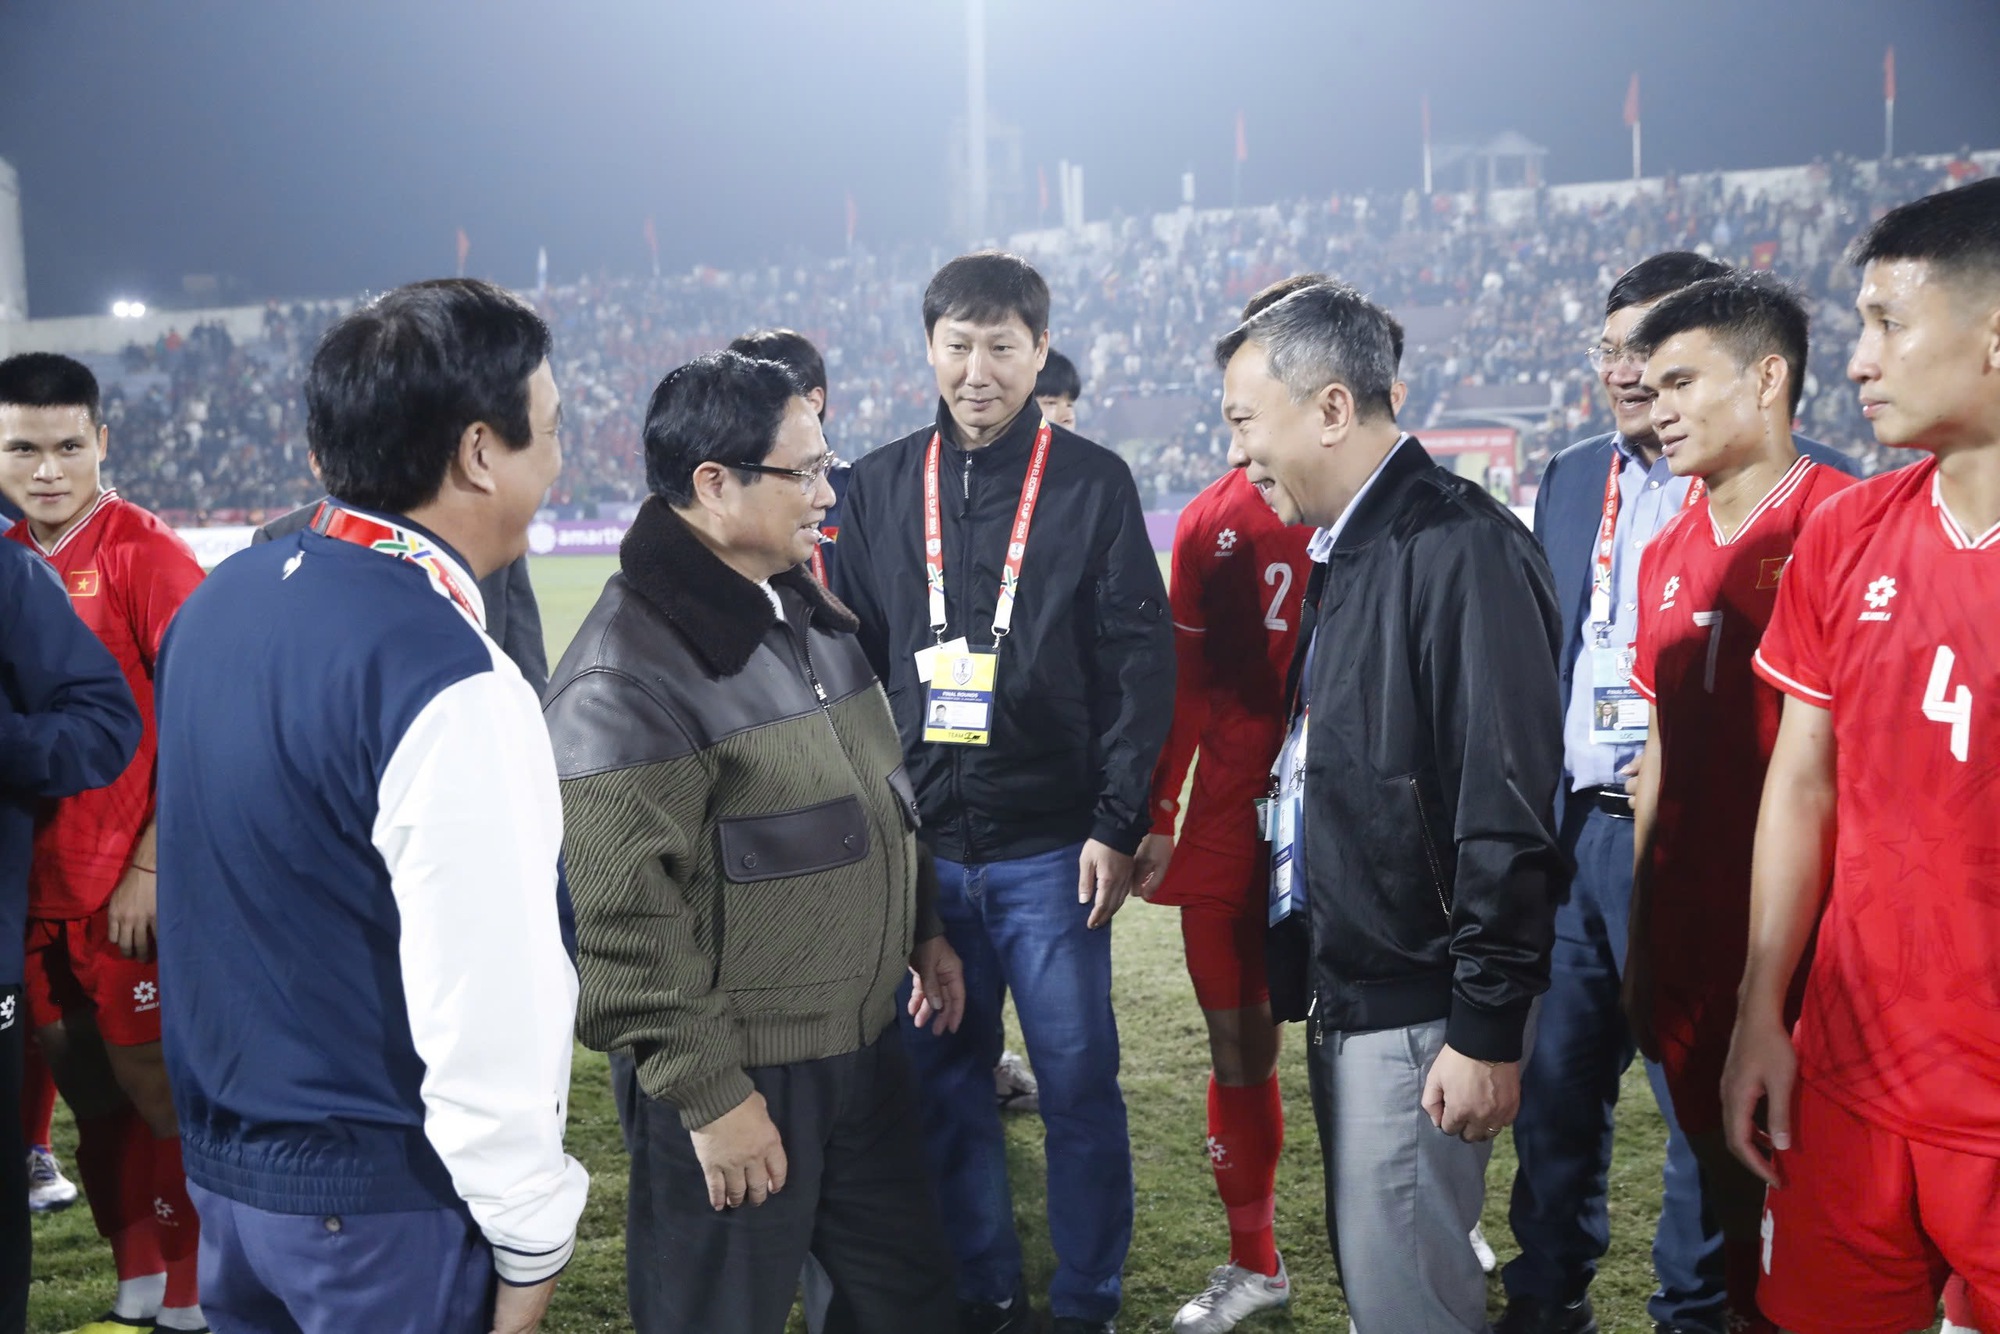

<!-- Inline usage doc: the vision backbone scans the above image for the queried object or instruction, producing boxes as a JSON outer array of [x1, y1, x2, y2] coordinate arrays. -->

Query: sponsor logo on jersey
[[1660, 575, 1681, 610], [1860, 574, 1897, 622], [1215, 528, 1239, 555]]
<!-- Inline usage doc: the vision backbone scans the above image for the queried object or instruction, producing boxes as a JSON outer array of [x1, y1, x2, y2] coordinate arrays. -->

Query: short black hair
[[1215, 282, 1399, 421], [1628, 273, 1811, 417], [0, 352, 101, 425], [1849, 178, 2000, 292], [728, 329, 827, 418], [1605, 251, 1734, 318], [643, 351, 808, 506], [307, 278, 550, 513], [1035, 349, 1082, 402], [1241, 274, 1403, 363], [922, 251, 1051, 339]]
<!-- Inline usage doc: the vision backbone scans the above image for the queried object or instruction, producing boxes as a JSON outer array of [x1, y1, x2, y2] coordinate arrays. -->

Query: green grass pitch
[[28, 553, 1690, 1332]]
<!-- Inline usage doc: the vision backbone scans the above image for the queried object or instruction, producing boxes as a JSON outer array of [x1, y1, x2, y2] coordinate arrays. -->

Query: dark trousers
[[1506, 797, 1726, 1328], [1, 984, 26, 1334], [620, 1034, 957, 1334], [187, 1182, 494, 1334]]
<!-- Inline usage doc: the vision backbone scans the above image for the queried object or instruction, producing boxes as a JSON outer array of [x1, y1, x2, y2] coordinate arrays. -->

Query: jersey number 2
[[1263, 563, 1294, 631], [1922, 645, 1972, 763]]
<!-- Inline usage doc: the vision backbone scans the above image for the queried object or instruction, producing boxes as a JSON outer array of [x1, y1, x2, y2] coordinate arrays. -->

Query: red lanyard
[[309, 502, 482, 627], [923, 419, 1053, 646], [1590, 448, 1704, 631]]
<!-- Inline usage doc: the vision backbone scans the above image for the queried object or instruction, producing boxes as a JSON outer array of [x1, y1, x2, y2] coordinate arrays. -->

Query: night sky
[[3, 0, 1996, 316]]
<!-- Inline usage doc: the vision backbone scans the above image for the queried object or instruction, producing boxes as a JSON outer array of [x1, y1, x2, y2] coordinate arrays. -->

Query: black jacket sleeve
[[495, 556, 549, 697], [0, 550, 142, 797], [1416, 519, 1565, 1061], [829, 465, 895, 687], [1083, 467, 1174, 854]]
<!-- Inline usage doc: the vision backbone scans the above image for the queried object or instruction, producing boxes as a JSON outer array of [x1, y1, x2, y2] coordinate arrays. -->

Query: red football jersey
[[1148, 468, 1312, 896], [1629, 458, 1853, 1096], [1753, 457, 2000, 1155], [6, 491, 204, 918]]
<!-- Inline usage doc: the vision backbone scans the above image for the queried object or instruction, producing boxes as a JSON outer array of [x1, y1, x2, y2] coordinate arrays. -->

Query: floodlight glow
[[111, 300, 146, 318]]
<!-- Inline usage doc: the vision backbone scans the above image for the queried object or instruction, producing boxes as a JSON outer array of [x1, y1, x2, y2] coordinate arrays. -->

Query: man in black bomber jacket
[[1217, 281, 1564, 1332], [831, 252, 1173, 1334]]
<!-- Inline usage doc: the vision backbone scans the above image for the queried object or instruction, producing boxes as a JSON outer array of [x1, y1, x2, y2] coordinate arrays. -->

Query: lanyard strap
[[310, 502, 482, 627], [1590, 448, 1706, 631], [923, 419, 1053, 646]]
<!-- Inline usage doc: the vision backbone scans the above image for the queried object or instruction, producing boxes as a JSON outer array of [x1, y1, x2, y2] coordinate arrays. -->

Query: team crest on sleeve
[[1215, 528, 1238, 555], [67, 570, 101, 597]]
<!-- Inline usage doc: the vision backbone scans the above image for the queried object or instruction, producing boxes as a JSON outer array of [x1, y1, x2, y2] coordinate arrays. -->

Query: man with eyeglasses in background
[[1502, 253, 1855, 1334]]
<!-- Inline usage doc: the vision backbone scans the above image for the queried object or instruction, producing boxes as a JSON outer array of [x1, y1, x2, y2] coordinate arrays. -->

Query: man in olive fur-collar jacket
[[545, 351, 962, 1334]]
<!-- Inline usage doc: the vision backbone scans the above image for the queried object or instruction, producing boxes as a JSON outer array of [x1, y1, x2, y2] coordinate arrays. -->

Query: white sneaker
[[994, 1050, 1038, 1114], [27, 1146, 80, 1213], [1172, 1256, 1290, 1333], [1469, 1222, 1497, 1275]]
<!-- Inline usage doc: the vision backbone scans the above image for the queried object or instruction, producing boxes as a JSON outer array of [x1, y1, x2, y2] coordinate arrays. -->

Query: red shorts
[[1159, 843, 1268, 1011], [22, 912, 162, 1047], [1759, 1077, 2000, 1333]]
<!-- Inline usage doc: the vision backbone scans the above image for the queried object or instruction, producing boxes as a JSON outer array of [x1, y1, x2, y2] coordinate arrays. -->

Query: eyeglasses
[[731, 453, 842, 491], [1586, 344, 1646, 373]]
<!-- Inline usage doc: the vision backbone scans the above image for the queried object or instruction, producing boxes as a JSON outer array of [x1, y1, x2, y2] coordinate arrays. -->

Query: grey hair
[[1213, 281, 1400, 420]]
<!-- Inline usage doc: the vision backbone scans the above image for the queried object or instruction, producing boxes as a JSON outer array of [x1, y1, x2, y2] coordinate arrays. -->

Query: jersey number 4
[[1923, 645, 1972, 763], [1263, 563, 1294, 632]]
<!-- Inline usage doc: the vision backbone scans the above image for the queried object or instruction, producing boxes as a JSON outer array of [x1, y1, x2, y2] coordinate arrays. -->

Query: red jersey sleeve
[[1752, 502, 1835, 706], [1148, 504, 1214, 836], [1629, 537, 1666, 704], [119, 518, 205, 670]]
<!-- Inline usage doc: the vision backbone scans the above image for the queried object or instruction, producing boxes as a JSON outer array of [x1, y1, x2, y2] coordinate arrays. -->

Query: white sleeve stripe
[[1172, 621, 1207, 634], [374, 661, 588, 1277], [1751, 650, 1833, 703]]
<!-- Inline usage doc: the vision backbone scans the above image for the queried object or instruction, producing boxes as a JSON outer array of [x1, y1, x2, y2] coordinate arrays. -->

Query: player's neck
[[1703, 436, 1797, 540], [27, 485, 104, 551], [1934, 436, 2000, 539]]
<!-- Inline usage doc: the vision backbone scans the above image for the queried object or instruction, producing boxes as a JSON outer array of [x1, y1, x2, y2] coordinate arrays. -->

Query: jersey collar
[[31, 488, 117, 559]]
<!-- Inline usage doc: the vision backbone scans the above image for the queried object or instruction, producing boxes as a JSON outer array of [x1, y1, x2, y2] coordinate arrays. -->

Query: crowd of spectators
[[98, 148, 1990, 523]]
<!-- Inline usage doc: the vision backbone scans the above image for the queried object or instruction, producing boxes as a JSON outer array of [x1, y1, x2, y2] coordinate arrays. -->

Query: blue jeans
[[189, 1182, 493, 1334], [1505, 798, 1726, 1329], [898, 840, 1133, 1324]]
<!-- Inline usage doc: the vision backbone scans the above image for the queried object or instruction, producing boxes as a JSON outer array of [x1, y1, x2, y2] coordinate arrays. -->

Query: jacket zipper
[[950, 446, 976, 863], [1407, 775, 1452, 923], [790, 604, 901, 1026]]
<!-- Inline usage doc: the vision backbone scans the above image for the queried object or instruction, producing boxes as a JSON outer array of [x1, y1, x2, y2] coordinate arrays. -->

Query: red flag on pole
[[455, 227, 470, 277], [1623, 73, 1640, 127], [1235, 110, 1248, 163], [844, 191, 858, 247], [1884, 45, 1896, 101]]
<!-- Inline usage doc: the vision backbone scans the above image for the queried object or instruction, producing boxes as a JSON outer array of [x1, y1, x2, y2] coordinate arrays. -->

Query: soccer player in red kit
[[1620, 274, 1854, 1332], [0, 354, 206, 1334], [1723, 179, 2000, 1332]]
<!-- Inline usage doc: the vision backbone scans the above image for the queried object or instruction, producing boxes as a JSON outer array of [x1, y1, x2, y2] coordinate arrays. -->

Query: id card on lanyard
[[1587, 449, 1702, 746], [1265, 708, 1309, 926], [919, 420, 1053, 747], [309, 502, 483, 628]]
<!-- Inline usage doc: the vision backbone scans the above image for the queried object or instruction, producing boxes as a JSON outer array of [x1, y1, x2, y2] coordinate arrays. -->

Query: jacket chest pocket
[[714, 797, 874, 991], [717, 796, 872, 882]]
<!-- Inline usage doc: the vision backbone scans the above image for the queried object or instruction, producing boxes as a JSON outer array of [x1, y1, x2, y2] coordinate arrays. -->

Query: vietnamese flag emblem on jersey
[[67, 569, 101, 597]]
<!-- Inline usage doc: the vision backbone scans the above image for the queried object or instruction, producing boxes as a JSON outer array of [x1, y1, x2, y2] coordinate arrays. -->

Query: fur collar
[[617, 496, 858, 677]]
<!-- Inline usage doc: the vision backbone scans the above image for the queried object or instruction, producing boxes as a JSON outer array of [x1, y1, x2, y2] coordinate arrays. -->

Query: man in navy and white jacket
[[154, 279, 587, 1334], [1, 537, 140, 1334]]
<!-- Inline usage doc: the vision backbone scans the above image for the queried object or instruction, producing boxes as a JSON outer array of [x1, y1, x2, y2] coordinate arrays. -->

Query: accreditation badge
[[923, 650, 998, 746], [1267, 711, 1309, 926], [1587, 643, 1647, 746]]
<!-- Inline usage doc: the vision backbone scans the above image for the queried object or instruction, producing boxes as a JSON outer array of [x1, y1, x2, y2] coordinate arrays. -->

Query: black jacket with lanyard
[[1272, 436, 1564, 1063], [833, 400, 1173, 865]]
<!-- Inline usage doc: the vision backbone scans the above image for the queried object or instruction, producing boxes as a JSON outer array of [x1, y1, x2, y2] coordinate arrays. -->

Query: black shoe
[[1496, 1294, 1599, 1334], [1049, 1321, 1114, 1334], [958, 1291, 1035, 1334]]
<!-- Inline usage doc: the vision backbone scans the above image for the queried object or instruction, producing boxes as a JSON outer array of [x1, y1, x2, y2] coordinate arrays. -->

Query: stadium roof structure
[[1431, 131, 1551, 193]]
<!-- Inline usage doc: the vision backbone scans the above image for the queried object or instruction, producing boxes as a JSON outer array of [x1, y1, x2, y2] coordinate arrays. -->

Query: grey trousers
[[1308, 1010, 1537, 1334]]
